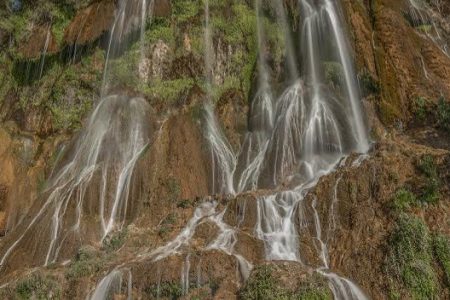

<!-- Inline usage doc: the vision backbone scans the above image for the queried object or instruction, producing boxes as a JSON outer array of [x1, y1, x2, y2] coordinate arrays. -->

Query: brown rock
[[18, 25, 59, 59], [153, 0, 172, 18], [64, 0, 116, 46]]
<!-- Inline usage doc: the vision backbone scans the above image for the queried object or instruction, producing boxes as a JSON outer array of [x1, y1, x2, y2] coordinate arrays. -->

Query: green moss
[[386, 214, 438, 299], [433, 234, 450, 286], [416, 25, 432, 34], [145, 18, 175, 47], [172, 0, 200, 23], [48, 60, 99, 131], [142, 78, 195, 103], [15, 273, 61, 300]]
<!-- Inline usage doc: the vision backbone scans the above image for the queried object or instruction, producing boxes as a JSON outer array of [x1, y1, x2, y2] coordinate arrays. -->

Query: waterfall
[[273, 0, 299, 81], [202, 0, 370, 298], [0, 0, 153, 272], [203, 0, 237, 195], [103, 0, 153, 94], [89, 269, 133, 300]]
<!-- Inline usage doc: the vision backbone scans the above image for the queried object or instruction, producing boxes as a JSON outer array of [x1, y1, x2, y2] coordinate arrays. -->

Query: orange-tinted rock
[[18, 25, 59, 59], [153, 0, 172, 18], [64, 0, 116, 46]]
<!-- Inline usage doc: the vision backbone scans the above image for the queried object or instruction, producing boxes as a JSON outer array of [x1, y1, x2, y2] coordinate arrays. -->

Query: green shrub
[[391, 188, 417, 211], [141, 78, 195, 104], [359, 72, 380, 97], [102, 229, 128, 252], [65, 247, 102, 280], [417, 155, 440, 204], [386, 214, 438, 299], [172, 0, 200, 23], [239, 265, 289, 300], [433, 234, 450, 286], [437, 97, 450, 132], [414, 97, 427, 121], [295, 275, 332, 300], [15, 273, 61, 300], [418, 155, 438, 178], [146, 281, 183, 299], [240, 266, 331, 300], [167, 177, 181, 202]]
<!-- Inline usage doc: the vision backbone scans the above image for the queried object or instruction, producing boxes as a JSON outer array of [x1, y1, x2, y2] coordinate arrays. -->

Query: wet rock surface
[[0, 0, 449, 299]]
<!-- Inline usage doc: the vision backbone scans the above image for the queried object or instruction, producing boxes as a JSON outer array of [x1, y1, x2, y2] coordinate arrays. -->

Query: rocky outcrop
[[18, 25, 59, 59], [63, 0, 115, 46], [153, 0, 172, 18], [343, 0, 450, 125]]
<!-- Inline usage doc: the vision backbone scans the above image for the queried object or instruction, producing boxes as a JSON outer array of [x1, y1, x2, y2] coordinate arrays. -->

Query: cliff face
[[0, 0, 449, 299]]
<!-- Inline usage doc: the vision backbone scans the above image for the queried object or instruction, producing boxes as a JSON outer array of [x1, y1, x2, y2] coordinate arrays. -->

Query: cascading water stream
[[103, 0, 153, 93], [273, 0, 299, 81], [202, 0, 370, 298], [0, 0, 154, 274], [38, 23, 52, 80], [203, 0, 237, 195]]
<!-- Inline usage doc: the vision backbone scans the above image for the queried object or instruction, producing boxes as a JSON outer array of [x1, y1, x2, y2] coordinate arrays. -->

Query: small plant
[[437, 97, 450, 132], [65, 247, 102, 280], [102, 229, 127, 252], [390, 188, 417, 211], [239, 265, 289, 300], [15, 273, 61, 300], [158, 213, 177, 237], [146, 282, 183, 299], [359, 72, 380, 97], [177, 199, 191, 209], [167, 177, 181, 202], [386, 214, 438, 299], [432, 234, 450, 286], [295, 274, 332, 300], [416, 25, 432, 34], [414, 97, 427, 121], [162, 213, 177, 226], [417, 155, 441, 204], [418, 155, 438, 178]]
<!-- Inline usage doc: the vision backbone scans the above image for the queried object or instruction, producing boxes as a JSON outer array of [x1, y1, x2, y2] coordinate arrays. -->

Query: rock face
[[343, 0, 450, 125], [153, 0, 172, 18], [0, 0, 449, 299], [63, 0, 116, 46], [18, 25, 59, 59]]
